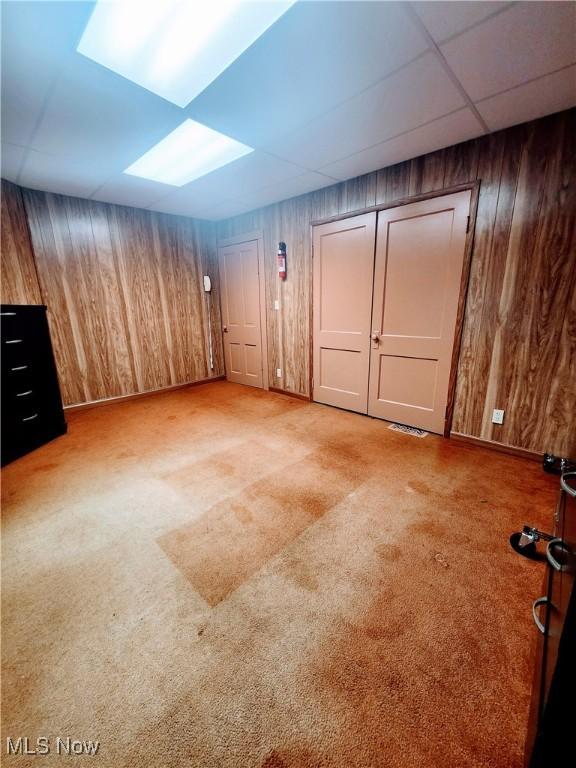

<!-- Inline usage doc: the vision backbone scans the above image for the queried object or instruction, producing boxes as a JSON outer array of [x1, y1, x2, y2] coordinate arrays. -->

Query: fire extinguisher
[[277, 241, 287, 281]]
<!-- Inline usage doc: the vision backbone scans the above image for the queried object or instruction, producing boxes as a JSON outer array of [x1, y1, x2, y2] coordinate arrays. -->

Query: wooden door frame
[[217, 230, 269, 390], [309, 180, 481, 436]]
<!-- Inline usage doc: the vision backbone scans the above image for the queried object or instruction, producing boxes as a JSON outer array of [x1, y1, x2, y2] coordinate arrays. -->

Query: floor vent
[[388, 423, 429, 438]]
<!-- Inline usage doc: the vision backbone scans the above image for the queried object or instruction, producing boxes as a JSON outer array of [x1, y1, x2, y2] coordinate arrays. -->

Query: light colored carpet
[[1, 381, 556, 767]]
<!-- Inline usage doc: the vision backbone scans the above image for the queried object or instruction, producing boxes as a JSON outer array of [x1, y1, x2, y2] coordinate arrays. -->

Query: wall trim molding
[[217, 230, 264, 248], [450, 432, 541, 462], [268, 386, 311, 402], [64, 376, 226, 412], [310, 182, 480, 227]]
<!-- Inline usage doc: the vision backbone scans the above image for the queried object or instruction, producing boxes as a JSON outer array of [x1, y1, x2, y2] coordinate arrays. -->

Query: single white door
[[219, 240, 263, 388]]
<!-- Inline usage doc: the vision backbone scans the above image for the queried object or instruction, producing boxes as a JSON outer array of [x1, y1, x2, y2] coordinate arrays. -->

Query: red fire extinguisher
[[277, 241, 287, 281]]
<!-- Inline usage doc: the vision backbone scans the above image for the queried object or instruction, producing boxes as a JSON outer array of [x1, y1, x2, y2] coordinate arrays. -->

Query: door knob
[[371, 333, 380, 342], [223, 325, 228, 333]]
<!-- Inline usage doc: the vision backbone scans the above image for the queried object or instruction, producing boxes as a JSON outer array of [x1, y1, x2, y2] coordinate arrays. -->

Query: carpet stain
[[408, 517, 449, 539], [408, 479, 433, 495], [114, 449, 136, 459], [233, 503, 253, 525], [33, 461, 60, 472], [283, 553, 320, 592], [375, 542, 402, 562], [158, 449, 363, 606], [261, 749, 320, 767]]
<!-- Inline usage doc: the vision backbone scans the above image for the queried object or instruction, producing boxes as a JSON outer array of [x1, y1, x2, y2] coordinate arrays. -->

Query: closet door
[[368, 191, 470, 434], [313, 213, 376, 413]]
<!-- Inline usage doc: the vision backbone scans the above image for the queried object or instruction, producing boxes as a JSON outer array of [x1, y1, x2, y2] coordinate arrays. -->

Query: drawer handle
[[22, 413, 38, 422], [0, 311, 17, 316], [16, 390, 33, 397], [5, 339, 23, 344], [546, 538, 571, 571], [10, 365, 28, 371], [532, 596, 549, 634]]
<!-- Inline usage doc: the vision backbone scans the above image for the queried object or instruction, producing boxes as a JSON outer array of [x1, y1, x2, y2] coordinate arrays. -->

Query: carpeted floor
[[1, 381, 557, 767]]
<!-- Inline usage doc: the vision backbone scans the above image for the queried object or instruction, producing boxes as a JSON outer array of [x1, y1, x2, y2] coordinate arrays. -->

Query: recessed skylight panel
[[123, 119, 253, 186], [78, 0, 296, 107]]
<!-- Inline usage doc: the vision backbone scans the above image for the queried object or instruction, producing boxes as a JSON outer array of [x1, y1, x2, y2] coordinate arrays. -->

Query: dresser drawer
[[1, 306, 42, 339], [1, 385, 42, 419], [2, 361, 61, 412], [2, 359, 38, 392], [1, 335, 46, 368], [1, 304, 66, 465]]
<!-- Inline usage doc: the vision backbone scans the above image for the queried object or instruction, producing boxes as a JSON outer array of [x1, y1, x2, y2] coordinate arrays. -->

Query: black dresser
[[1, 304, 67, 465], [525, 471, 576, 767]]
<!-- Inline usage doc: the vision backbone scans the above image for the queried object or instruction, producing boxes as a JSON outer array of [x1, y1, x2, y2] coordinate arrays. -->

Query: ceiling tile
[[1, 143, 27, 183], [477, 66, 576, 132], [441, 1, 576, 102], [89, 175, 175, 210], [0, 1, 91, 146], [411, 1, 512, 44], [18, 148, 111, 199], [320, 109, 484, 181], [151, 170, 337, 221], [187, 0, 429, 147], [263, 53, 465, 170], [146, 152, 308, 216], [228, 171, 338, 213], [189, 199, 264, 222], [29, 55, 184, 172]]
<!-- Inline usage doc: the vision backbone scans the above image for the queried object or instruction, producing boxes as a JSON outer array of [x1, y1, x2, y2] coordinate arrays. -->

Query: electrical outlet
[[276, 368, 282, 378], [492, 409, 505, 425], [274, 300, 280, 311]]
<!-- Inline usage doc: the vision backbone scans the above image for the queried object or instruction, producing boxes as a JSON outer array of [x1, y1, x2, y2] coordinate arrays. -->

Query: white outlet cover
[[276, 368, 282, 378], [492, 409, 505, 425], [274, 300, 280, 311]]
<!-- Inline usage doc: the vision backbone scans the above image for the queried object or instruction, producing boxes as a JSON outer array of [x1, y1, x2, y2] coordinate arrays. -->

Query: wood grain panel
[[454, 129, 515, 438], [419, 148, 447, 193], [443, 138, 480, 187], [3, 110, 573, 453], [219, 109, 576, 456], [1, 180, 42, 305], [22, 191, 223, 406]]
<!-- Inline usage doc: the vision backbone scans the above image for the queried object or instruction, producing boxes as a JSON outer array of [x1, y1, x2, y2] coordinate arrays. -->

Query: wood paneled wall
[[219, 109, 576, 456], [1, 180, 43, 305], [20, 191, 224, 406]]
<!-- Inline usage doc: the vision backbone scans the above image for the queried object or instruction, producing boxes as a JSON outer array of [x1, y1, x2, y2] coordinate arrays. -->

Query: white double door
[[312, 191, 471, 434]]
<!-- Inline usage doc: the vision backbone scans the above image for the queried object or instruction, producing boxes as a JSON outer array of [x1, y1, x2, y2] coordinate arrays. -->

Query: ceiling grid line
[[474, 62, 576, 106], [316, 105, 472, 176], [405, 3, 490, 134]]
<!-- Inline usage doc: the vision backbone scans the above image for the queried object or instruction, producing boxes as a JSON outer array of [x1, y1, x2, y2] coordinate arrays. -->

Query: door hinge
[[466, 215, 470, 233]]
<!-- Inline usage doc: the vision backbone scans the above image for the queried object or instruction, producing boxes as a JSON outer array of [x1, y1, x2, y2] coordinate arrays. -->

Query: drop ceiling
[[1, 1, 575, 221]]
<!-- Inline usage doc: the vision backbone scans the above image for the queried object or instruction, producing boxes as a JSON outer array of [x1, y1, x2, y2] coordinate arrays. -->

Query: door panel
[[368, 191, 471, 433], [219, 240, 263, 388], [313, 213, 376, 413]]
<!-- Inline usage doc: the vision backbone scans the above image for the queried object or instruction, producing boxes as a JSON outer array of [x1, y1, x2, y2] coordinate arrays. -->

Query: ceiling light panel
[[123, 119, 253, 186], [77, 0, 296, 107]]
